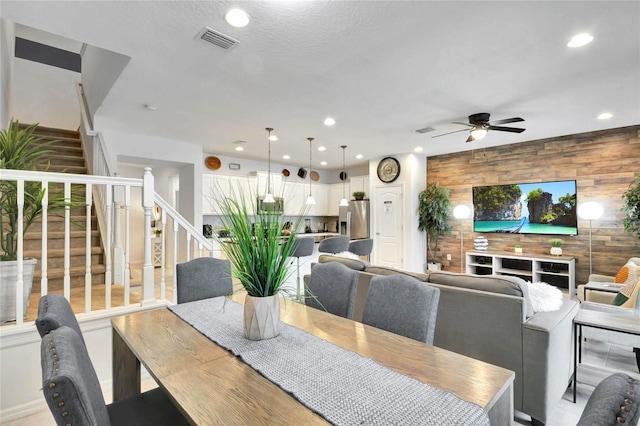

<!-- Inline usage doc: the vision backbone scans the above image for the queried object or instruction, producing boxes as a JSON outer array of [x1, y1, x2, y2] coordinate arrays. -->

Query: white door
[[374, 185, 403, 267]]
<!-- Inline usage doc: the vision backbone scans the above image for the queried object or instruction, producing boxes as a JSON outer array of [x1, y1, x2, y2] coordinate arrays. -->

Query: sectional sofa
[[307, 255, 580, 425]]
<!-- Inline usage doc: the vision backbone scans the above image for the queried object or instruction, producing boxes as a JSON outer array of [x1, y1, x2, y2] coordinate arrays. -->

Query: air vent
[[197, 27, 238, 50], [414, 126, 436, 134]]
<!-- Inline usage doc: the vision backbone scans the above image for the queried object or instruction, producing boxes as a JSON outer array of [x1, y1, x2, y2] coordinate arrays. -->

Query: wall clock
[[377, 157, 401, 183]]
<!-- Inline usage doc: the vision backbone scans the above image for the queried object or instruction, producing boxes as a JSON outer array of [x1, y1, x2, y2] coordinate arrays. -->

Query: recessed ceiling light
[[597, 112, 613, 120], [282, 154, 290, 160], [324, 118, 336, 126], [235, 146, 244, 152], [317, 146, 326, 151], [143, 104, 157, 111], [567, 33, 593, 48], [320, 161, 327, 166], [414, 147, 423, 152], [356, 154, 363, 159], [233, 140, 246, 151], [268, 135, 278, 142], [225, 9, 249, 28]]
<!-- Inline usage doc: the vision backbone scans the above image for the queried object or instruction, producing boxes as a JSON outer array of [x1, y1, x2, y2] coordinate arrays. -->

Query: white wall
[[81, 44, 130, 120], [368, 153, 426, 272], [0, 19, 15, 128]]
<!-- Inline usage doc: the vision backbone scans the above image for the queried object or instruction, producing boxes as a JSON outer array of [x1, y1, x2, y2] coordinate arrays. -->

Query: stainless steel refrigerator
[[340, 200, 370, 239]]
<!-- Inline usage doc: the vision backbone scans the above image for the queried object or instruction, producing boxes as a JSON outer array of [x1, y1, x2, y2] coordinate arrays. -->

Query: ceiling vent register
[[197, 27, 238, 50]]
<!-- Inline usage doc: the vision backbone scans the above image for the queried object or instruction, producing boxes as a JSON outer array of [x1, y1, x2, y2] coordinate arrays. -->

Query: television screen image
[[472, 180, 578, 235]]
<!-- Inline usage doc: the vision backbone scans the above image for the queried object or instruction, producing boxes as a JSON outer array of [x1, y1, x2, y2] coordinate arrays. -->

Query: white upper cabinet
[[349, 175, 370, 199], [328, 183, 345, 215], [202, 175, 230, 214]]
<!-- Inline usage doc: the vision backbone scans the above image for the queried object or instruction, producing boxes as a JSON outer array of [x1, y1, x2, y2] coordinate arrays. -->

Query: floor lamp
[[453, 204, 471, 273], [578, 201, 603, 276]]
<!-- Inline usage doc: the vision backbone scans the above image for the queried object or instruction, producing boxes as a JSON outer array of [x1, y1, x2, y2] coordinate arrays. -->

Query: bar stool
[[291, 237, 315, 301], [317, 235, 350, 254], [348, 238, 373, 261]]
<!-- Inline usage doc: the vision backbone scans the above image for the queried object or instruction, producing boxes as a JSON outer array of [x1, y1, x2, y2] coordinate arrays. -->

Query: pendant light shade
[[264, 127, 275, 203], [306, 137, 316, 205], [339, 145, 349, 207]]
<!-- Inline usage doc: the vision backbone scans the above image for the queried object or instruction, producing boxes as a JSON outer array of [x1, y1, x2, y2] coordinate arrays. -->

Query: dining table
[[111, 294, 514, 425]]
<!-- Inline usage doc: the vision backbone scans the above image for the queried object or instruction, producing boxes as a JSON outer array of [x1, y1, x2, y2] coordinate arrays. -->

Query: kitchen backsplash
[[204, 215, 339, 236]]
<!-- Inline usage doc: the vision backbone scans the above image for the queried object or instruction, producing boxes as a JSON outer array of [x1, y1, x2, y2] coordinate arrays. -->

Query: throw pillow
[[335, 251, 360, 260], [526, 281, 563, 313], [612, 281, 640, 307]]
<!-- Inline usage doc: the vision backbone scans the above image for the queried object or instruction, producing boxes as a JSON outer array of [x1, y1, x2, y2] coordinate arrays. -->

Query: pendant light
[[264, 127, 275, 203], [339, 145, 349, 207], [305, 137, 316, 205]]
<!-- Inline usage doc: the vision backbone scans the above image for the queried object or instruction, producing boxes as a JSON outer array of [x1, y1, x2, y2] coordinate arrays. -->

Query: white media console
[[466, 250, 576, 297]]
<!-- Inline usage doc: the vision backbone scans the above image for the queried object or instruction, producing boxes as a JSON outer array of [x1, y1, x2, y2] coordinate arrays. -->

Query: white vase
[[550, 247, 563, 256], [0, 258, 37, 323], [427, 262, 442, 271], [243, 294, 281, 340]]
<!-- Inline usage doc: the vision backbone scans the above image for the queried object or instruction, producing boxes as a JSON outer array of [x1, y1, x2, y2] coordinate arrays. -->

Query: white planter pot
[[427, 262, 442, 271], [550, 247, 563, 256], [243, 294, 281, 340], [0, 258, 37, 323]]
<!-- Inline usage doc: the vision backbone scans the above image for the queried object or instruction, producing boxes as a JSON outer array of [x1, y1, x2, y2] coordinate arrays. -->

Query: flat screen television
[[472, 180, 578, 235]]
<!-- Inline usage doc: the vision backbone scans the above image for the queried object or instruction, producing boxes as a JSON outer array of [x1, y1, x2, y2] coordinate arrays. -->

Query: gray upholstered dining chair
[[348, 238, 373, 258], [305, 261, 359, 319], [41, 326, 189, 426], [36, 294, 85, 347], [176, 257, 233, 303], [577, 372, 640, 426], [362, 274, 440, 344], [317, 235, 350, 254], [291, 237, 315, 300]]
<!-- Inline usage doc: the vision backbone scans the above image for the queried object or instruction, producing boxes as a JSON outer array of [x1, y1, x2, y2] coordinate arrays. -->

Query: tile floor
[[5, 339, 638, 426]]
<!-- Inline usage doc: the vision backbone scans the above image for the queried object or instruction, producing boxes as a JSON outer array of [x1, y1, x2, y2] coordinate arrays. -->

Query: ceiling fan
[[433, 112, 525, 143]]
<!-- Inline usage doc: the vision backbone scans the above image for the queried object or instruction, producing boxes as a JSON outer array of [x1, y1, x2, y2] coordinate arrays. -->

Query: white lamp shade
[[305, 195, 316, 205], [578, 201, 603, 220], [453, 204, 471, 220], [339, 198, 349, 207]]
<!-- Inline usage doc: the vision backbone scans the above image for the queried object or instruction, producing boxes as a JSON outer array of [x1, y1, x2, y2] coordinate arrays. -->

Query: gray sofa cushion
[[318, 254, 368, 271], [363, 265, 429, 282], [428, 271, 534, 318]]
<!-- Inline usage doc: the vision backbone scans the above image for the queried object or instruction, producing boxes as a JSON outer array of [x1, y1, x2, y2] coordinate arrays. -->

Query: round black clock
[[377, 157, 401, 183]]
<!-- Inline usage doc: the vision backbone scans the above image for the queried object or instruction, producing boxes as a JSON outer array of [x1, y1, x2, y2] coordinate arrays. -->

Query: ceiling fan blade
[[431, 129, 469, 138], [489, 117, 524, 125], [487, 125, 526, 133], [451, 121, 473, 127], [465, 134, 475, 143]]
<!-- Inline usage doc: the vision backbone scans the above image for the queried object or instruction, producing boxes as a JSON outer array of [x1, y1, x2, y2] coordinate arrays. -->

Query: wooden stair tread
[[33, 264, 107, 279], [24, 230, 100, 239], [24, 246, 103, 257]]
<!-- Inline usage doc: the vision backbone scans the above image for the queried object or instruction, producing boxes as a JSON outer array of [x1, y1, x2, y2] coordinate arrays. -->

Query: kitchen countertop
[[297, 232, 340, 237]]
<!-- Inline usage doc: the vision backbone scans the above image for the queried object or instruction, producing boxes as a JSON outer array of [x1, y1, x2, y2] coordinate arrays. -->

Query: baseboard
[[0, 397, 50, 423]]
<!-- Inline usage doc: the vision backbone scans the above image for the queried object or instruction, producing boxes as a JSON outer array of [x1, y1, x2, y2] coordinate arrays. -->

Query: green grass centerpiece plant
[[0, 119, 70, 322], [213, 182, 307, 340], [549, 238, 563, 256]]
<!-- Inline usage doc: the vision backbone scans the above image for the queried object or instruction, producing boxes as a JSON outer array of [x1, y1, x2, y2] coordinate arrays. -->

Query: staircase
[[20, 124, 106, 292]]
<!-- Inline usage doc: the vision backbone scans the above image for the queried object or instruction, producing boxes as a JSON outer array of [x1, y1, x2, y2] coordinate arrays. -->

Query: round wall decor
[[377, 157, 401, 183], [310, 171, 319, 181], [205, 156, 221, 170]]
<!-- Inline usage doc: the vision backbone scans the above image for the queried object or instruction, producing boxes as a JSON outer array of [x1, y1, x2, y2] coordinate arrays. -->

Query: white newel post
[[141, 168, 156, 305], [112, 181, 124, 284]]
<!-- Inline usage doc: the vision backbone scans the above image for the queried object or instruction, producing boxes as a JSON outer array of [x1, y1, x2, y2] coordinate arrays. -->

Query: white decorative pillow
[[335, 251, 360, 260], [527, 281, 564, 312]]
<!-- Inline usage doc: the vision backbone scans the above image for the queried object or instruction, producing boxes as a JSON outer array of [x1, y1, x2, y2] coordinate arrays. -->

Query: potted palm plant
[[621, 174, 640, 240], [213, 181, 307, 340], [0, 119, 67, 322], [418, 182, 452, 271]]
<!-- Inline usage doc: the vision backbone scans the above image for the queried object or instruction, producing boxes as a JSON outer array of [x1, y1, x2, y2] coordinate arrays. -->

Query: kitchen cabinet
[[328, 183, 345, 215], [349, 175, 370, 199], [202, 175, 229, 214]]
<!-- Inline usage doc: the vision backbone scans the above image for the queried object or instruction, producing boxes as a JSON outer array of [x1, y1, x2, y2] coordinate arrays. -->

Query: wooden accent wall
[[427, 125, 640, 284]]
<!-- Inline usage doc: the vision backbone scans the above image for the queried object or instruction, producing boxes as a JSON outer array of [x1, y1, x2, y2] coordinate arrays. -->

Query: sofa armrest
[[588, 274, 615, 283], [521, 298, 579, 424]]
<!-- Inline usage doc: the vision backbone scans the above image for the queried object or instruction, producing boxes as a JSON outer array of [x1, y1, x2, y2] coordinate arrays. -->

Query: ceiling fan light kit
[[433, 112, 526, 143]]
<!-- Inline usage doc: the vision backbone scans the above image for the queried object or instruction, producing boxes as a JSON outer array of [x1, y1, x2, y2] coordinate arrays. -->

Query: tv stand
[[466, 250, 576, 297]]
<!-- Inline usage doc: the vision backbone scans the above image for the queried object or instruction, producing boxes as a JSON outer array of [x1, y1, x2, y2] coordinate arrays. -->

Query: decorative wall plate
[[282, 169, 290, 177], [377, 157, 400, 183], [310, 171, 319, 181], [205, 156, 221, 170]]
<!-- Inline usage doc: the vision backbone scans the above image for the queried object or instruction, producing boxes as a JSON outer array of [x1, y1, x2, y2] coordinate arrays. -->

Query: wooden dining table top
[[111, 294, 514, 425]]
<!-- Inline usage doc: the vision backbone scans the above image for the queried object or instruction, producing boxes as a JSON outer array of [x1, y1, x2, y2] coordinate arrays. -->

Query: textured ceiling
[[2, 1, 639, 169]]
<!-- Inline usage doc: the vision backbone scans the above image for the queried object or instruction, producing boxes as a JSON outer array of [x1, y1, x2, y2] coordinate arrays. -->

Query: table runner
[[169, 297, 490, 426]]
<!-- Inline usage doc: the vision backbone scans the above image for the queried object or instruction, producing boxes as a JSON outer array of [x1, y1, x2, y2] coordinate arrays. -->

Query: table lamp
[[578, 201, 603, 276]]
